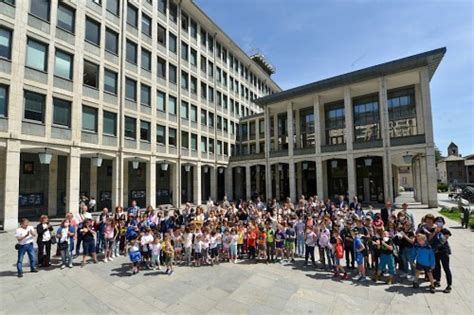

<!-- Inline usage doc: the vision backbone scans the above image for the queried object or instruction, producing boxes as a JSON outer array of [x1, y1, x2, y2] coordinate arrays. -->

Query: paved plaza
[[0, 201, 473, 314]]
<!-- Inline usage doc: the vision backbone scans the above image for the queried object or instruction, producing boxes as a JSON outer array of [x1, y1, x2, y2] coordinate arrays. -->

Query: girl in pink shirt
[[103, 219, 115, 262]]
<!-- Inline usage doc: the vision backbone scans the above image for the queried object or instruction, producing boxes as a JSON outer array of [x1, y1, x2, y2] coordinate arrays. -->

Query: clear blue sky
[[195, 0, 474, 156]]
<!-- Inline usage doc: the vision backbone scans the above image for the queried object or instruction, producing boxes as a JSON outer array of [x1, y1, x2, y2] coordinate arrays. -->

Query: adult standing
[[76, 205, 92, 256], [15, 218, 38, 277], [80, 219, 98, 267], [36, 215, 54, 267], [432, 217, 453, 293], [380, 201, 394, 228], [95, 208, 109, 254], [127, 200, 140, 217], [57, 219, 75, 269]]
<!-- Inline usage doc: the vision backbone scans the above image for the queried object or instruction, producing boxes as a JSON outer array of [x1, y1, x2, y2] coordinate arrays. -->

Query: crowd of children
[[16, 195, 454, 294]]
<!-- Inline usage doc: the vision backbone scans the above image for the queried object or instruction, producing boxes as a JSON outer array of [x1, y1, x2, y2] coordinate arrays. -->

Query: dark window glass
[[52, 98, 71, 127], [190, 105, 197, 122], [168, 127, 177, 146], [388, 86, 417, 138], [82, 105, 97, 132], [200, 28, 206, 46], [127, 3, 138, 27], [141, 84, 151, 106], [0, 27, 12, 59], [85, 17, 100, 45], [169, 63, 177, 83], [106, 0, 119, 15], [142, 13, 152, 36], [169, 33, 177, 53], [181, 71, 188, 90], [208, 33, 213, 52], [181, 12, 188, 32], [156, 124, 166, 145], [190, 20, 197, 38], [126, 40, 137, 64], [124, 116, 136, 139], [169, 2, 177, 23], [30, 0, 50, 21], [141, 48, 151, 71], [200, 56, 206, 73], [200, 109, 207, 125], [54, 49, 73, 79], [191, 134, 197, 151], [140, 120, 150, 141], [0, 85, 8, 117], [83, 60, 99, 88], [325, 102, 345, 145], [26, 38, 48, 71], [190, 76, 197, 94], [157, 90, 166, 112], [103, 111, 117, 136], [104, 69, 117, 94], [157, 57, 166, 78], [200, 136, 207, 153], [353, 94, 380, 142], [24, 91, 45, 122], [181, 41, 188, 61], [190, 49, 197, 66], [158, 0, 166, 14], [105, 28, 118, 54], [168, 96, 176, 115], [180, 100, 188, 119], [157, 24, 166, 46], [125, 78, 136, 101], [181, 131, 189, 149], [57, 3, 75, 33]]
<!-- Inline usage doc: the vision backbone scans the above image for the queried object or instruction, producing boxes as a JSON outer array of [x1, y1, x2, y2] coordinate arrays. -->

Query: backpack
[[335, 239, 344, 259], [125, 226, 138, 241]]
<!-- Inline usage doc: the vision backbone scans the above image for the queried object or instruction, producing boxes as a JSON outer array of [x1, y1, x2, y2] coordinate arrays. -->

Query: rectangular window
[[208, 33, 213, 52], [181, 41, 188, 61], [157, 57, 166, 79], [158, 0, 166, 14], [190, 20, 197, 39], [191, 134, 197, 151], [157, 90, 166, 112], [209, 138, 214, 153], [200, 136, 207, 153], [141, 84, 151, 106], [54, 49, 73, 80], [103, 111, 117, 136], [190, 76, 197, 94], [181, 71, 188, 90], [168, 95, 176, 115], [141, 48, 151, 71], [127, 3, 138, 27], [353, 94, 380, 142], [208, 61, 214, 77], [125, 78, 137, 101], [208, 87, 214, 103], [140, 120, 150, 141], [200, 55, 206, 73], [169, 33, 177, 53], [52, 98, 71, 127], [190, 105, 197, 122], [180, 101, 188, 119], [181, 12, 188, 32], [190, 48, 197, 67], [169, 1, 177, 23], [126, 40, 137, 64], [26, 38, 48, 71], [82, 105, 97, 132], [209, 112, 214, 128], [325, 101, 345, 145], [0, 85, 8, 117], [106, 0, 119, 16], [201, 109, 207, 125], [85, 17, 100, 45], [105, 28, 118, 54], [104, 69, 117, 94], [168, 64, 177, 83], [156, 124, 165, 144], [24, 91, 45, 122], [30, 0, 50, 21], [217, 141, 222, 155], [0, 27, 12, 59], [201, 82, 207, 99], [181, 131, 189, 149], [141, 13, 152, 36], [169, 127, 177, 146], [57, 3, 75, 33], [200, 28, 206, 47], [83, 60, 99, 88], [157, 24, 166, 46], [388, 86, 417, 138], [124, 116, 136, 139]]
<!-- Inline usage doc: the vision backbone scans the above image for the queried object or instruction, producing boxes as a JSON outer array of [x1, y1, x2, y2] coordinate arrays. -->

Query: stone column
[[67, 147, 81, 215], [224, 167, 233, 201], [316, 158, 325, 199], [414, 84, 425, 135], [146, 156, 156, 208], [3, 139, 20, 230], [265, 106, 271, 157], [89, 159, 98, 201], [210, 166, 217, 201], [193, 163, 202, 205], [245, 165, 251, 201], [344, 87, 354, 151], [347, 154, 356, 198], [289, 162, 296, 202], [170, 162, 180, 207], [265, 164, 272, 200], [112, 155, 121, 208], [47, 155, 58, 217], [425, 148, 438, 207], [420, 67, 434, 146], [420, 156, 429, 205]]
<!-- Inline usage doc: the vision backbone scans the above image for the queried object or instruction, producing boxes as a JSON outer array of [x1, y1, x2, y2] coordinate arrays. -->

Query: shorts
[[194, 252, 202, 260], [129, 251, 141, 263], [105, 239, 114, 250], [276, 242, 284, 249], [83, 239, 96, 256], [285, 241, 294, 250], [210, 247, 218, 258], [415, 263, 432, 273], [355, 254, 364, 266], [335, 257, 341, 266], [141, 251, 150, 259], [164, 255, 174, 265]]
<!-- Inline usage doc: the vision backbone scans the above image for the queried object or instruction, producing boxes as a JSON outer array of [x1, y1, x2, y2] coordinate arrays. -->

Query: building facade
[[228, 48, 445, 209], [437, 142, 474, 186], [0, 0, 280, 229]]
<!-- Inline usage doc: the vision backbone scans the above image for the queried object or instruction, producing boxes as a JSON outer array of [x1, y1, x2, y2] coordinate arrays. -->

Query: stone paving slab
[[0, 203, 473, 314]]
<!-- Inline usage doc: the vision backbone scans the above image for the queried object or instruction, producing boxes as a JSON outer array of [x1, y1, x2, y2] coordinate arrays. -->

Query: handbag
[[50, 234, 57, 245], [15, 244, 20, 250]]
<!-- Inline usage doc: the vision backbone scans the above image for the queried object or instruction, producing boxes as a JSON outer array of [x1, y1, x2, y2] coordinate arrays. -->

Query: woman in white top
[[36, 215, 54, 268]]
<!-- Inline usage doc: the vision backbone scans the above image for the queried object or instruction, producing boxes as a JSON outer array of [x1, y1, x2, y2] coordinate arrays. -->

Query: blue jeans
[[296, 234, 305, 256], [17, 243, 36, 274], [378, 253, 395, 275], [60, 245, 72, 266], [400, 247, 415, 276], [324, 247, 333, 268]]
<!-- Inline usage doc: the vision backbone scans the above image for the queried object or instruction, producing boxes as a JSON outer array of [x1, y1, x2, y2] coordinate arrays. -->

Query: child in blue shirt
[[352, 228, 368, 281], [412, 233, 436, 293]]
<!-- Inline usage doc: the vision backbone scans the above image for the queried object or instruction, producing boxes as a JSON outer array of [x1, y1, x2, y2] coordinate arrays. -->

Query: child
[[229, 228, 238, 263], [266, 223, 275, 263], [412, 233, 436, 293], [173, 228, 183, 263], [103, 219, 115, 262], [209, 230, 219, 265], [201, 229, 210, 265], [333, 229, 348, 279], [141, 227, 154, 268], [118, 220, 127, 255], [163, 233, 175, 275], [373, 231, 396, 284], [222, 230, 231, 262], [275, 225, 285, 262], [247, 226, 257, 261], [257, 226, 267, 262], [237, 225, 245, 259], [128, 237, 141, 275], [352, 228, 368, 281], [193, 234, 203, 267], [284, 222, 296, 263], [150, 236, 162, 270], [183, 226, 193, 266]]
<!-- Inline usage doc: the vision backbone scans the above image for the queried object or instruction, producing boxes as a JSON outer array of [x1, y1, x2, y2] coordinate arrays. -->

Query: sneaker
[[109, 257, 114, 261], [31, 269, 39, 273], [387, 277, 393, 285], [434, 281, 441, 288], [443, 286, 451, 294], [399, 272, 407, 278], [168, 270, 174, 276], [429, 285, 436, 294], [17, 273, 23, 278], [68, 264, 73, 268], [342, 273, 349, 280], [60, 265, 66, 270], [361, 276, 370, 282], [103, 258, 108, 263], [353, 274, 362, 281], [407, 275, 414, 281]]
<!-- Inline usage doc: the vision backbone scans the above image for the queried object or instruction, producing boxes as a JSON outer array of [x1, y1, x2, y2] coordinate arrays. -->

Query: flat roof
[[255, 47, 446, 106]]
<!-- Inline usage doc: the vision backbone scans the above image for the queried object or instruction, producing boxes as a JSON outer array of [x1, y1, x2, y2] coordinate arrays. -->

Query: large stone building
[[437, 142, 474, 186], [228, 48, 445, 209], [0, 0, 280, 229]]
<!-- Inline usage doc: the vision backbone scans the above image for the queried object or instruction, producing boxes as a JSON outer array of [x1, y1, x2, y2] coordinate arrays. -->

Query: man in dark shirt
[[380, 201, 394, 228]]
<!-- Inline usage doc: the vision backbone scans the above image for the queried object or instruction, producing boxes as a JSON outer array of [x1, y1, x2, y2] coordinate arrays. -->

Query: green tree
[[435, 145, 443, 163]]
